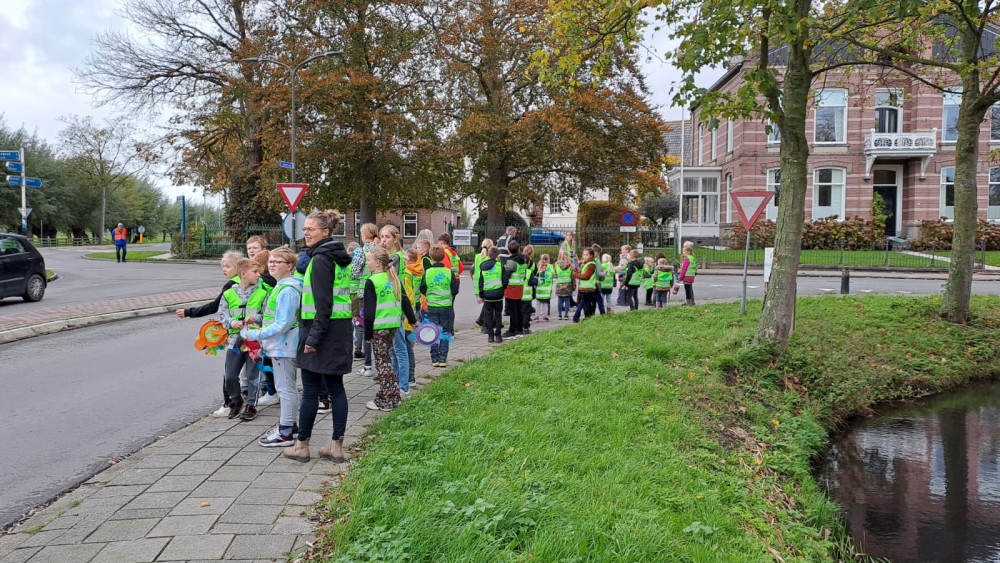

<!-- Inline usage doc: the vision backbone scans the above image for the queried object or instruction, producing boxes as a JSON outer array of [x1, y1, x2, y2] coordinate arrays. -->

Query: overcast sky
[[1, 0, 715, 203]]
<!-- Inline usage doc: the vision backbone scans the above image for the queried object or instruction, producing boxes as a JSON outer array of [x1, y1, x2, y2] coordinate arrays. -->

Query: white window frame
[[727, 120, 734, 153], [549, 194, 566, 214], [725, 173, 733, 223], [814, 89, 848, 144], [812, 167, 846, 220], [766, 168, 781, 221], [711, 126, 718, 161], [681, 176, 719, 225], [698, 123, 705, 165], [942, 90, 961, 143], [766, 122, 781, 145], [403, 212, 418, 238], [875, 89, 902, 134], [940, 167, 955, 219], [991, 104, 1000, 143], [990, 168, 1000, 220], [354, 211, 361, 239], [332, 215, 346, 238]]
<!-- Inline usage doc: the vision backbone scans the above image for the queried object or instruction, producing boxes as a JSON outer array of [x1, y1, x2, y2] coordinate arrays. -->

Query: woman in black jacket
[[284, 209, 354, 464]]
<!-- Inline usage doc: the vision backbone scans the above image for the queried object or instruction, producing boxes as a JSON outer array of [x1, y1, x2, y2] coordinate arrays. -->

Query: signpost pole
[[741, 230, 751, 316], [20, 146, 26, 234]]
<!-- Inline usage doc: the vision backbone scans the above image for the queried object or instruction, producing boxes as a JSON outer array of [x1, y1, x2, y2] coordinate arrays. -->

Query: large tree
[[432, 0, 670, 240], [834, 0, 1000, 324]]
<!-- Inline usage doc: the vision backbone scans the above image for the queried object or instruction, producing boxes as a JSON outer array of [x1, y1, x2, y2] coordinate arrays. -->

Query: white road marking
[[819, 288, 837, 292], [859, 289, 873, 293], [747, 285, 759, 289]]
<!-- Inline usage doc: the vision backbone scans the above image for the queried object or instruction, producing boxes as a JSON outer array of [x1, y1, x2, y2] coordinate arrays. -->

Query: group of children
[[469, 237, 699, 343]]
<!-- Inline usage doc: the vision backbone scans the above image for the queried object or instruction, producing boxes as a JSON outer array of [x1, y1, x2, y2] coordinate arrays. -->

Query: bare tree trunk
[[100, 185, 108, 245], [359, 187, 376, 226], [941, 95, 984, 323], [485, 168, 508, 241], [754, 43, 811, 356]]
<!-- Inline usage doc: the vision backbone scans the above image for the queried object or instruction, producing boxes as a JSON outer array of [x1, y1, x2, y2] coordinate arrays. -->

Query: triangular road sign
[[731, 191, 774, 230], [277, 183, 308, 212]]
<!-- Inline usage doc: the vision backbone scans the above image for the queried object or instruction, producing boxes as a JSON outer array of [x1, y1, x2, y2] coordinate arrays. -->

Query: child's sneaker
[[439, 361, 448, 368], [356, 366, 373, 377], [227, 398, 244, 419], [488, 335, 495, 343], [211, 404, 230, 418], [543, 316, 549, 321], [259, 427, 294, 447], [239, 405, 257, 421], [317, 399, 332, 414]]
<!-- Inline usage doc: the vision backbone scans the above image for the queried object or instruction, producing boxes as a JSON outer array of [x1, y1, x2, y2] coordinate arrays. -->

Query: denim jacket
[[241, 277, 302, 358]]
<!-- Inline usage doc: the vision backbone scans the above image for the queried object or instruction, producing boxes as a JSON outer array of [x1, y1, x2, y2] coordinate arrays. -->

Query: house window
[[682, 176, 718, 225], [991, 104, 1000, 142], [940, 167, 955, 219], [766, 122, 781, 145], [812, 167, 845, 219], [875, 90, 901, 134], [815, 89, 847, 144], [766, 168, 781, 221], [727, 120, 734, 153], [725, 173, 733, 223], [942, 90, 961, 143], [698, 123, 705, 165], [990, 168, 1000, 220], [711, 126, 718, 161], [403, 213, 418, 238], [354, 211, 361, 239], [549, 194, 566, 214], [332, 215, 346, 237]]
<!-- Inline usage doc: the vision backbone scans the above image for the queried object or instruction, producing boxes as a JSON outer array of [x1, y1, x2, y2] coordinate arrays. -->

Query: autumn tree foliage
[[432, 0, 670, 239]]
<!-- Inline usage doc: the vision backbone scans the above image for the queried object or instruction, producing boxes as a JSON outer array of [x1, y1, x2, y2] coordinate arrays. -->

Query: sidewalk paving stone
[[85, 518, 159, 543], [225, 535, 295, 560], [234, 488, 292, 506], [217, 504, 283, 525], [145, 475, 207, 493], [147, 515, 218, 537], [168, 498, 235, 517], [157, 534, 233, 561], [29, 543, 105, 563], [123, 492, 189, 511], [90, 537, 169, 563], [190, 481, 250, 498]]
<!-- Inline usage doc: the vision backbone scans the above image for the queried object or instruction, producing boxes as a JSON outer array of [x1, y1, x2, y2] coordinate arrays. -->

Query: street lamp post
[[242, 50, 344, 251]]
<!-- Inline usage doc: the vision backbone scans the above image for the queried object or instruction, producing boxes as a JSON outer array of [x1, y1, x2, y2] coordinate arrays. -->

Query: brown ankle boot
[[283, 439, 309, 462], [318, 438, 346, 463]]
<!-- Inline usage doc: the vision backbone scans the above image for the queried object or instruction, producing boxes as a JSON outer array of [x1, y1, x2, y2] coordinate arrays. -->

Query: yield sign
[[731, 191, 774, 230], [277, 183, 308, 212]]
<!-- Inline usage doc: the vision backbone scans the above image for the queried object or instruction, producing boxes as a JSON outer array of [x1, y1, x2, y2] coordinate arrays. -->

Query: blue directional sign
[[7, 176, 42, 188], [279, 160, 295, 170], [0, 151, 20, 161], [6, 162, 22, 173]]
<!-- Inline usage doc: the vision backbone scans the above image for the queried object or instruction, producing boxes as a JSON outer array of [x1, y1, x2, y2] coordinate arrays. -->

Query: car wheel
[[23, 274, 45, 302]]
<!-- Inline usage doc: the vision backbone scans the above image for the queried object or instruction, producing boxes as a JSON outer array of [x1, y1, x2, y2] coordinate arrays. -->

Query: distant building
[[335, 206, 460, 243]]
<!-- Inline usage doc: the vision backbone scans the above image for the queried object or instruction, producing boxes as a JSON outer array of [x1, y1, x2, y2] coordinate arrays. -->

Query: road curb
[[0, 300, 210, 345]]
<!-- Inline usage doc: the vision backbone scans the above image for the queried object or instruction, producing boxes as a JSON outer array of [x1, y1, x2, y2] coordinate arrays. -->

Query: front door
[[872, 167, 901, 237]]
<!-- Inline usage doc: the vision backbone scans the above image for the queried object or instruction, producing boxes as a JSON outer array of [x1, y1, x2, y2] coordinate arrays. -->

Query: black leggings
[[626, 285, 640, 310], [684, 283, 694, 303], [298, 369, 347, 441]]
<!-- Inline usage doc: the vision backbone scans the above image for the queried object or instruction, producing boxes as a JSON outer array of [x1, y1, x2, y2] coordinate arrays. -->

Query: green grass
[[315, 295, 1000, 561], [85, 250, 169, 261], [699, 247, 944, 268]]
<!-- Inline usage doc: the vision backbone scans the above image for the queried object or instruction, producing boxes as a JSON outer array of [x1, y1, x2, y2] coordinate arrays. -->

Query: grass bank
[[85, 250, 168, 261], [315, 295, 1000, 561]]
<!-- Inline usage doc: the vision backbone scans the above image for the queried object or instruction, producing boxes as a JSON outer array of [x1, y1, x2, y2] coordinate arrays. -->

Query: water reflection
[[818, 382, 1000, 562]]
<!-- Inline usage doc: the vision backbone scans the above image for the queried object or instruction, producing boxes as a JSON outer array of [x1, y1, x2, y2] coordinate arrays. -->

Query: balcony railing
[[864, 129, 938, 178]]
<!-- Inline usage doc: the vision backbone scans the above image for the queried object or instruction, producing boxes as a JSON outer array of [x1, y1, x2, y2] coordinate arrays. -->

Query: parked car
[[530, 230, 566, 245], [0, 233, 46, 302]]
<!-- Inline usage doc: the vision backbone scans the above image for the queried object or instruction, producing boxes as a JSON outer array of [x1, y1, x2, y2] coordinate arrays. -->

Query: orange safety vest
[[113, 227, 128, 243]]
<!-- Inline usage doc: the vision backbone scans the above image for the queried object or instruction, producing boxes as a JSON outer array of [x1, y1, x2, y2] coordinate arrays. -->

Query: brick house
[[666, 62, 1000, 242], [335, 207, 461, 243]]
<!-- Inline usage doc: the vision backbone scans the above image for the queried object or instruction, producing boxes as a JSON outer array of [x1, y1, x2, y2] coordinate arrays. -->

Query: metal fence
[[457, 224, 679, 261]]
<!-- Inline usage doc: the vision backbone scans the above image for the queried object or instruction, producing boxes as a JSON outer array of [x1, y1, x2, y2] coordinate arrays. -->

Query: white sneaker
[[399, 388, 411, 399], [366, 400, 386, 411], [210, 405, 229, 418], [356, 366, 373, 377], [256, 393, 279, 407]]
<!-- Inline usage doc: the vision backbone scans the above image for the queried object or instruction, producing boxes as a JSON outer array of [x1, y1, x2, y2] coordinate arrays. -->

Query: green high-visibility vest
[[262, 284, 302, 328], [445, 247, 459, 278], [301, 258, 352, 320], [479, 261, 503, 298], [369, 272, 402, 329], [521, 264, 535, 301], [223, 284, 268, 334], [578, 260, 597, 290], [423, 266, 454, 308], [394, 250, 406, 273], [473, 253, 486, 295], [509, 260, 526, 287], [555, 264, 571, 285], [643, 266, 654, 290], [599, 262, 616, 290], [534, 264, 554, 300], [683, 255, 698, 279], [654, 269, 673, 290], [627, 263, 642, 286]]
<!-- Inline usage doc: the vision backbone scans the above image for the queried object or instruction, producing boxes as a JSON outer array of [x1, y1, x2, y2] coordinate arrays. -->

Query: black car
[[0, 233, 46, 302]]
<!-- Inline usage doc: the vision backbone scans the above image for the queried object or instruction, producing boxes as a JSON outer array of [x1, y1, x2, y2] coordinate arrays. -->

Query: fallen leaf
[[611, 352, 619, 358], [465, 382, 474, 387], [200, 502, 211, 507]]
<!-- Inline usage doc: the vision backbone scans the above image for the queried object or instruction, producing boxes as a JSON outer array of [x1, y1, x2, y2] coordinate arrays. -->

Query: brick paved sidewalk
[[0, 289, 221, 333], [0, 316, 567, 563]]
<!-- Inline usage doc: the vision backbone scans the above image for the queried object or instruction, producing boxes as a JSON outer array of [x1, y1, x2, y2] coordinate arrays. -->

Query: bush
[[578, 200, 631, 251], [910, 219, 1000, 251], [171, 222, 206, 257], [730, 216, 883, 250], [729, 219, 777, 248], [473, 210, 527, 243]]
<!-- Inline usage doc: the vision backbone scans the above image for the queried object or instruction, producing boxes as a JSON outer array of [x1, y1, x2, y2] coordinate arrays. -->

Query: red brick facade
[[337, 207, 460, 243], [668, 66, 1000, 240]]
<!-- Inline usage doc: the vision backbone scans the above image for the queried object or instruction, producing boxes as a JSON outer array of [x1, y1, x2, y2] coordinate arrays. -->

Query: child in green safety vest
[[477, 246, 509, 342], [652, 257, 674, 308], [520, 245, 536, 333], [419, 246, 459, 366], [599, 253, 616, 313], [678, 240, 698, 306], [533, 253, 554, 321], [642, 256, 655, 306], [622, 249, 643, 310], [364, 244, 417, 411], [219, 258, 268, 421]]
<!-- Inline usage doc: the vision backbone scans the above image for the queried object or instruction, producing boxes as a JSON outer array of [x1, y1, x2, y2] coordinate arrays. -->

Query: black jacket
[[184, 279, 237, 318], [477, 258, 509, 301], [363, 277, 418, 341], [297, 238, 353, 375]]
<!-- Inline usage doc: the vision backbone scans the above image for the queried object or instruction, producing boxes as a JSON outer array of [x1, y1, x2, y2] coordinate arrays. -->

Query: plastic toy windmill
[[409, 316, 453, 348], [194, 320, 228, 355]]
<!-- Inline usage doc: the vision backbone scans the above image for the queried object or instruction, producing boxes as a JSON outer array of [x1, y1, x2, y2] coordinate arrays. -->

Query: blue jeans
[[558, 296, 572, 317], [298, 369, 347, 442], [390, 324, 410, 392], [425, 307, 454, 362]]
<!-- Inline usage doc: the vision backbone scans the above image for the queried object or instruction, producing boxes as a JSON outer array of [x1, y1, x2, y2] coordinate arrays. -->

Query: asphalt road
[[2, 249, 999, 528]]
